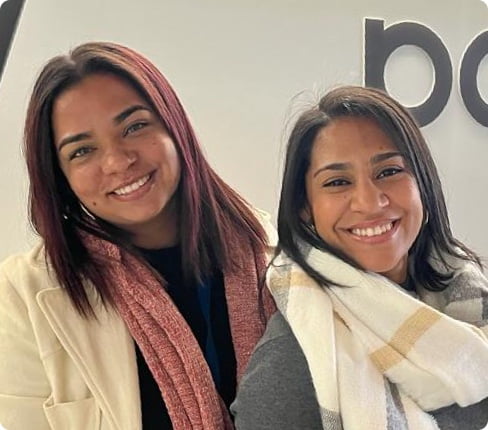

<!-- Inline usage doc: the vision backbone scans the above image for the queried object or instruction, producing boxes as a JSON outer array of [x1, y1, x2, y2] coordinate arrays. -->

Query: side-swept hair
[[24, 41, 266, 316], [278, 85, 480, 290]]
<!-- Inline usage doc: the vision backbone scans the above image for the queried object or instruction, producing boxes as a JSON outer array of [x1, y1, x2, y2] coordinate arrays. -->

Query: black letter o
[[460, 31, 488, 127]]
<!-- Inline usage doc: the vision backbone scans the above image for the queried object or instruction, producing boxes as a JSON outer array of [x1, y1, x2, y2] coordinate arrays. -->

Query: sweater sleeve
[[231, 312, 323, 430]]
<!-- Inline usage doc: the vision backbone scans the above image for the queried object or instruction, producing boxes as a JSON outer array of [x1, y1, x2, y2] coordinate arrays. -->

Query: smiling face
[[304, 116, 423, 283], [52, 73, 181, 248]]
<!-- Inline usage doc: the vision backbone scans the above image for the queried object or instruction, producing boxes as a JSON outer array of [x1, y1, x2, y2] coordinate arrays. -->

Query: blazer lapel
[[36, 287, 141, 430]]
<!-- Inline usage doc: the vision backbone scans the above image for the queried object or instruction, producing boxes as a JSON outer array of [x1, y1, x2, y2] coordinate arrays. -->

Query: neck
[[128, 199, 180, 250], [132, 225, 179, 249], [380, 256, 408, 285]]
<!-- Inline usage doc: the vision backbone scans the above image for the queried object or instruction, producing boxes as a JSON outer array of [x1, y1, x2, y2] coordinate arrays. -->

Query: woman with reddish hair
[[0, 41, 275, 430]]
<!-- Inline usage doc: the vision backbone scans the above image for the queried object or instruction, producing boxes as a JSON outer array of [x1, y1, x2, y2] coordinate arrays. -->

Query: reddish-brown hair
[[24, 41, 266, 316]]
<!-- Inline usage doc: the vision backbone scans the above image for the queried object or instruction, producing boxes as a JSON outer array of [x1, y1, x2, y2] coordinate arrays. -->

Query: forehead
[[310, 116, 397, 163], [53, 73, 145, 119], [51, 73, 148, 141]]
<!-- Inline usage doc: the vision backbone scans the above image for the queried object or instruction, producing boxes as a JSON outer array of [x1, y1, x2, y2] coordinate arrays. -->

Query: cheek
[[155, 139, 180, 170], [413, 198, 424, 233], [309, 193, 345, 237], [403, 181, 424, 234], [63, 166, 97, 201], [165, 148, 181, 184], [171, 155, 181, 182]]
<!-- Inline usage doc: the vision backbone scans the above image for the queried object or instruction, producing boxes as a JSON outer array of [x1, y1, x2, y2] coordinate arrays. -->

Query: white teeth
[[114, 174, 150, 196], [351, 222, 393, 237]]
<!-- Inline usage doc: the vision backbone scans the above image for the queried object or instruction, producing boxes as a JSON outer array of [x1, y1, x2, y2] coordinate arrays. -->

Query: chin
[[357, 258, 403, 278], [368, 264, 405, 283]]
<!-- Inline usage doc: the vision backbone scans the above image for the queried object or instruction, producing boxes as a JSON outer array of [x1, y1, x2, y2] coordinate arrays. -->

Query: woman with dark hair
[[0, 42, 275, 430], [232, 86, 488, 429]]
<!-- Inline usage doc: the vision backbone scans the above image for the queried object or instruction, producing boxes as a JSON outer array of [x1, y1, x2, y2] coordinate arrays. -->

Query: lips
[[347, 219, 399, 239], [111, 173, 152, 196], [350, 221, 394, 238]]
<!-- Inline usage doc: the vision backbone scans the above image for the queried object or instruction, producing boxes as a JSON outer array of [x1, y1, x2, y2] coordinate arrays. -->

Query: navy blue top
[[135, 246, 236, 429]]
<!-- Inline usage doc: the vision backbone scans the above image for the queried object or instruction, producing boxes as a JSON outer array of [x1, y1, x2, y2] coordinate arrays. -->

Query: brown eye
[[323, 178, 350, 187], [68, 146, 94, 160], [124, 121, 148, 137], [377, 167, 403, 179]]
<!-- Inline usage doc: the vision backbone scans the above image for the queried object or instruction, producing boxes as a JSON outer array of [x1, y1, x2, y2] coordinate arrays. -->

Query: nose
[[100, 144, 137, 175], [349, 178, 389, 214]]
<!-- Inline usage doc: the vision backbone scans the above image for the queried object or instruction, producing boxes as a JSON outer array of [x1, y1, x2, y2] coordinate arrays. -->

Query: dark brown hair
[[24, 41, 266, 316], [277, 85, 480, 290]]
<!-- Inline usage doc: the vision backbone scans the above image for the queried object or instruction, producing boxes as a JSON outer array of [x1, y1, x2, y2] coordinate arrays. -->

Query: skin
[[52, 73, 181, 249], [304, 116, 423, 283]]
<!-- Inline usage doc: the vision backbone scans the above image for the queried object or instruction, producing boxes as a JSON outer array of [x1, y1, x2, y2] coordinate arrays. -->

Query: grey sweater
[[231, 312, 488, 430]]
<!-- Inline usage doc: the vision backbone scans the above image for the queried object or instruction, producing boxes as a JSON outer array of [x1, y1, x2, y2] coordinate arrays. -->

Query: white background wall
[[0, 0, 487, 261]]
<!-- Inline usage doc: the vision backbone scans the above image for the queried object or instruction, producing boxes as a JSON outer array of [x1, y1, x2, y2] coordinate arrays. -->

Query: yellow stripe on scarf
[[370, 308, 442, 373]]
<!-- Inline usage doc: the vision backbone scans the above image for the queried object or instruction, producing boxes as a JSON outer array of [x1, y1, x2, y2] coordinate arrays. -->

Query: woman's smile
[[111, 172, 152, 196]]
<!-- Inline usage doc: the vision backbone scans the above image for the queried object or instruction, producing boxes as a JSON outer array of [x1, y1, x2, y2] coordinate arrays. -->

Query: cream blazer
[[0, 211, 277, 430], [0, 244, 142, 430]]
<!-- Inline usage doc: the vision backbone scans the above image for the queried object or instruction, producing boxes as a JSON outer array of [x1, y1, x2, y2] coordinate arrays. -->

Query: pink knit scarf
[[83, 234, 273, 429]]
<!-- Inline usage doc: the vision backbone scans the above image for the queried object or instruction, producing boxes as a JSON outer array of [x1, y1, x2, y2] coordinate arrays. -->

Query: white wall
[[0, 0, 487, 261]]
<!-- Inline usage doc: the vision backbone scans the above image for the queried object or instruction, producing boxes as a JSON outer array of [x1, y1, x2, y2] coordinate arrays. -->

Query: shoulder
[[252, 208, 278, 248], [420, 259, 488, 329], [254, 310, 294, 347], [251, 209, 278, 267], [0, 243, 60, 306], [450, 260, 487, 288], [231, 311, 323, 430], [440, 260, 488, 302], [243, 311, 312, 375], [1, 242, 50, 273]]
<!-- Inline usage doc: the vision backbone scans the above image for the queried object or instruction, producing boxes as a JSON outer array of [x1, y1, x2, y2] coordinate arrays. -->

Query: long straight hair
[[277, 85, 481, 290], [24, 42, 266, 316]]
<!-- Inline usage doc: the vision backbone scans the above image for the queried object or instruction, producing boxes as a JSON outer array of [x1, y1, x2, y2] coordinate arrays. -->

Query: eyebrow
[[57, 104, 151, 152], [57, 132, 91, 153], [371, 151, 402, 164], [113, 104, 150, 124], [312, 151, 403, 178]]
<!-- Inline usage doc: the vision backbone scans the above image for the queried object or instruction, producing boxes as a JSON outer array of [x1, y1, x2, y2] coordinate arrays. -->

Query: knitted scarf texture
[[83, 233, 273, 429]]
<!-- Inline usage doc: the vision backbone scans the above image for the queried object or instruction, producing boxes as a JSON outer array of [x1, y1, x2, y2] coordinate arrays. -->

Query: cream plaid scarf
[[267, 246, 488, 430]]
